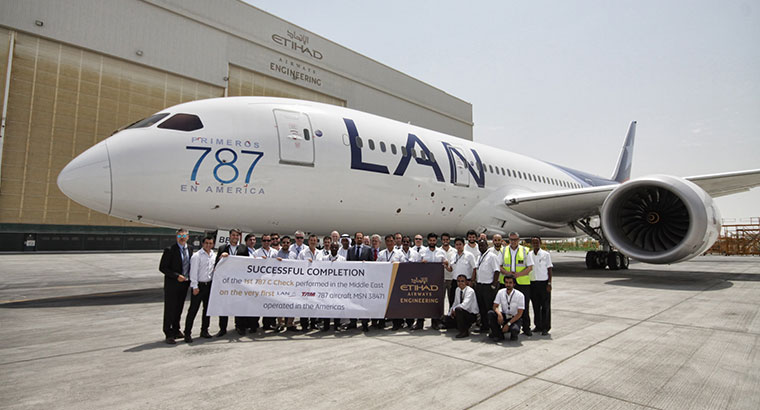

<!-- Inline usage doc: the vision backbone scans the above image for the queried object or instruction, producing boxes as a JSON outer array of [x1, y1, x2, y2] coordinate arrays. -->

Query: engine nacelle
[[601, 175, 721, 264]]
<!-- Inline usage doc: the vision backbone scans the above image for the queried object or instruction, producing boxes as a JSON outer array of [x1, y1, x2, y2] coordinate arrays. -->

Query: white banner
[[207, 256, 394, 318]]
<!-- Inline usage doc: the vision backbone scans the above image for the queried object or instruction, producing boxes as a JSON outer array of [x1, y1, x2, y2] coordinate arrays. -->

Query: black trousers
[[262, 317, 277, 329], [391, 318, 415, 328], [442, 307, 477, 333], [185, 282, 211, 334], [530, 280, 551, 332], [446, 279, 456, 310], [514, 283, 531, 332], [474, 283, 497, 329], [300, 317, 319, 329], [323, 318, 341, 329], [163, 280, 189, 338], [219, 315, 259, 331], [487, 310, 521, 340]]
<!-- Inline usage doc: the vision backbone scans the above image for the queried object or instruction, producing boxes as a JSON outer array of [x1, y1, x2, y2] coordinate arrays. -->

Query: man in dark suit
[[214, 229, 247, 337], [345, 232, 373, 331], [159, 228, 193, 344]]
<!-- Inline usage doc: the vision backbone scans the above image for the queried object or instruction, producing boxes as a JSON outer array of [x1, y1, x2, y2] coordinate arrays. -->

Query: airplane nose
[[57, 140, 112, 214]]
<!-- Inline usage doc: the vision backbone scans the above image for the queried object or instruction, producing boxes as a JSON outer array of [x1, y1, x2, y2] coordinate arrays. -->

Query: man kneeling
[[442, 274, 479, 338], [487, 274, 524, 341]]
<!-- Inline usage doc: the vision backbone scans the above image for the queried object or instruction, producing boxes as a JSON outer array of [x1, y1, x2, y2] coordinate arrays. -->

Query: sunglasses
[[296, 236, 304, 240], [262, 239, 270, 242], [177, 234, 188, 238]]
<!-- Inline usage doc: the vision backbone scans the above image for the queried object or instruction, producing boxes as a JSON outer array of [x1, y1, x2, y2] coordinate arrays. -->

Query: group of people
[[159, 228, 553, 344]]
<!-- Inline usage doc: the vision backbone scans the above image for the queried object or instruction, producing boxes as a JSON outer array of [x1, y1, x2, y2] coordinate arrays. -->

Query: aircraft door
[[273, 109, 314, 166], [452, 147, 470, 187]]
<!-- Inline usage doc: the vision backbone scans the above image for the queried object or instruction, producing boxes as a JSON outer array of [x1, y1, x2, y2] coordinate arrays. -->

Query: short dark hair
[[229, 228, 242, 235], [270, 232, 279, 238], [466, 229, 477, 237], [203, 235, 215, 243], [454, 237, 465, 244], [244, 233, 255, 242], [427, 232, 438, 239], [308, 234, 318, 240], [280, 235, 291, 242], [503, 274, 515, 282], [531, 236, 542, 243], [456, 274, 468, 281], [384, 234, 394, 241], [175, 228, 188, 235], [402, 235, 411, 242], [441, 232, 451, 238]]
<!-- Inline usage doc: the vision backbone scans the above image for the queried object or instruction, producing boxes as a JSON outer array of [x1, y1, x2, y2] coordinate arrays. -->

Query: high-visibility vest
[[502, 245, 531, 285]]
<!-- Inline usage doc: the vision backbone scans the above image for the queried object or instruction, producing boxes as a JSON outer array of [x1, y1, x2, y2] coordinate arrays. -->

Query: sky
[[245, 0, 759, 221]]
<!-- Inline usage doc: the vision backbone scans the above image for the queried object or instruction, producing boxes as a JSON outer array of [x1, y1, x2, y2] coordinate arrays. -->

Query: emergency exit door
[[273, 109, 314, 166], [451, 147, 470, 187]]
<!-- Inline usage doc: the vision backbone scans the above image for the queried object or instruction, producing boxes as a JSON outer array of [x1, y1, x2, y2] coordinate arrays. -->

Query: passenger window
[[501, 167, 506, 175], [429, 151, 435, 162], [507, 169, 512, 177], [368, 139, 375, 150], [125, 113, 170, 129], [401, 146, 407, 157], [411, 149, 417, 158], [488, 165, 493, 173], [391, 144, 397, 155], [356, 136, 363, 148], [380, 141, 386, 152], [157, 113, 203, 131]]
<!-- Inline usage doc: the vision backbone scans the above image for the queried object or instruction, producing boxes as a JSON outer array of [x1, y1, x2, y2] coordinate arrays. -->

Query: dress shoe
[[262, 325, 274, 331], [532, 327, 540, 333], [361, 324, 369, 332], [165, 337, 176, 345], [286, 326, 298, 332], [541, 330, 549, 336], [455, 331, 469, 338], [320, 326, 330, 332], [184, 335, 193, 343], [236, 327, 246, 336], [391, 324, 401, 331], [249, 328, 257, 334], [215, 329, 227, 337], [411, 323, 424, 330], [201, 331, 212, 339], [524, 329, 533, 337], [333, 325, 342, 332], [344, 322, 358, 330], [174, 331, 184, 339]]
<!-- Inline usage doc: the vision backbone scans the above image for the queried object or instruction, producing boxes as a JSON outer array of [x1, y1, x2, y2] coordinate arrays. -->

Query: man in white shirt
[[399, 235, 420, 262], [412, 234, 424, 255], [297, 234, 321, 331], [320, 242, 345, 332], [416, 232, 450, 330], [489, 234, 505, 261], [464, 229, 481, 259], [394, 232, 403, 250], [442, 275, 480, 338], [440, 232, 457, 260], [444, 237, 476, 308], [253, 234, 277, 259], [320, 235, 332, 260], [530, 236, 553, 335], [473, 239, 501, 333], [270, 232, 280, 251], [289, 230, 305, 256], [488, 274, 524, 341], [377, 235, 404, 262], [184, 235, 216, 343]]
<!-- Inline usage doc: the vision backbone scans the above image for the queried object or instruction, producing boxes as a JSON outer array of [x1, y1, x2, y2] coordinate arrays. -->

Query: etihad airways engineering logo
[[272, 29, 323, 60]]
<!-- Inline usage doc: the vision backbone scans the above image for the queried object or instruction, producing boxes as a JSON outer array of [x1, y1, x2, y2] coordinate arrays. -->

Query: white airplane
[[57, 97, 760, 269]]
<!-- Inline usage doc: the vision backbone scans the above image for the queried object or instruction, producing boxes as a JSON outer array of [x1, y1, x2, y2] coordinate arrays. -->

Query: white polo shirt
[[464, 242, 481, 259], [493, 288, 525, 317], [297, 247, 319, 261], [448, 251, 476, 280], [441, 246, 457, 260], [400, 248, 421, 262], [377, 248, 404, 262], [419, 246, 447, 263], [449, 285, 479, 315], [529, 248, 553, 281], [475, 251, 501, 284], [318, 252, 345, 262], [489, 246, 505, 262], [253, 247, 277, 259]]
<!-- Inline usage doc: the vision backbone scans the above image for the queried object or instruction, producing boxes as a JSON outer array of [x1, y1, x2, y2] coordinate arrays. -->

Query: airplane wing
[[686, 169, 760, 198], [504, 169, 760, 224]]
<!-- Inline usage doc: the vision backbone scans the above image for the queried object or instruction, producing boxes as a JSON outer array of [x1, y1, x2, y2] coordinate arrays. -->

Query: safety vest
[[502, 245, 531, 285]]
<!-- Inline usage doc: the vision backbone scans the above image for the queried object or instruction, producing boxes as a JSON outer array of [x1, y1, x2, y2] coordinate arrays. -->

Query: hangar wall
[[0, 0, 472, 251]]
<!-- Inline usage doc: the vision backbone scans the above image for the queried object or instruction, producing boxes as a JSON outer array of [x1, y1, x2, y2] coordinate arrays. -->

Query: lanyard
[[454, 253, 462, 265], [385, 250, 393, 261], [506, 289, 514, 312], [477, 253, 487, 269]]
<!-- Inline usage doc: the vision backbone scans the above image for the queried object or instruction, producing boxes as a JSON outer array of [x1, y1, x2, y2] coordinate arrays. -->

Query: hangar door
[[273, 109, 314, 166]]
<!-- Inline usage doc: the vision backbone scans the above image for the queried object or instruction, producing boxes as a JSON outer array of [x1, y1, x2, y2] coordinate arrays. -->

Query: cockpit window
[[125, 113, 170, 129], [157, 113, 203, 131]]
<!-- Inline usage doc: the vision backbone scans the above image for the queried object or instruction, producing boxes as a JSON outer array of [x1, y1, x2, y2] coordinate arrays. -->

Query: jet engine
[[600, 175, 721, 264]]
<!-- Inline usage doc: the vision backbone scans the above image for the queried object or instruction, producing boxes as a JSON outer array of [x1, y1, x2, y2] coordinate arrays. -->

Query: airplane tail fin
[[610, 121, 636, 183]]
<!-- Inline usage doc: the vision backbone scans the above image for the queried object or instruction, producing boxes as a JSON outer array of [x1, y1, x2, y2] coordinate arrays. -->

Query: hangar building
[[0, 0, 472, 251]]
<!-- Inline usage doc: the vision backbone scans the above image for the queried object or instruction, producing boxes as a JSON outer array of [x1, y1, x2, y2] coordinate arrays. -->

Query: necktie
[[355, 246, 360, 258], [181, 247, 190, 276], [373, 248, 378, 261]]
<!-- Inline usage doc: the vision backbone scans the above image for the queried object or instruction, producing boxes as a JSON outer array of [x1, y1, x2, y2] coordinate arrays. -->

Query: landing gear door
[[273, 109, 314, 166], [452, 147, 470, 187]]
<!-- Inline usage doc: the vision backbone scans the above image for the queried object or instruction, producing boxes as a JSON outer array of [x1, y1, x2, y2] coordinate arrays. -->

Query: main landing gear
[[574, 218, 630, 270], [585, 250, 629, 270]]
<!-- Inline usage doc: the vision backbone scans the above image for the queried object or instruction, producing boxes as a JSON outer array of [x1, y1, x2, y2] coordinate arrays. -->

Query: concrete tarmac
[[1, 251, 758, 409]]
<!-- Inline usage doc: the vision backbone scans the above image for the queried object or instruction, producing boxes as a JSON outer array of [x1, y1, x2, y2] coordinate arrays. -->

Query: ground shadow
[[0, 288, 163, 308]]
